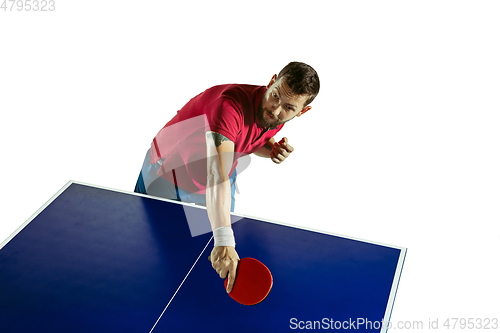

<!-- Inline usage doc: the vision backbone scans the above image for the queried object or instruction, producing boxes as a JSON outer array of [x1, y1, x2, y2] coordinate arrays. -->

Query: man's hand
[[209, 246, 240, 293], [271, 137, 294, 164]]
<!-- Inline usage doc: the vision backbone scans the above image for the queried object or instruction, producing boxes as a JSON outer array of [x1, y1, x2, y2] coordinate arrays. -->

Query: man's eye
[[272, 93, 279, 99]]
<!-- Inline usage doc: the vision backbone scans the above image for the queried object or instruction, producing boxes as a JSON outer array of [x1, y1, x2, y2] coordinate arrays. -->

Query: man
[[134, 62, 320, 293]]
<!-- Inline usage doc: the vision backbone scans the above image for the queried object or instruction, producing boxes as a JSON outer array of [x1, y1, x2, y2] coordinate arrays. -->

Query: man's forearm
[[205, 131, 234, 231], [253, 137, 275, 158], [206, 175, 232, 230], [204, 131, 238, 292]]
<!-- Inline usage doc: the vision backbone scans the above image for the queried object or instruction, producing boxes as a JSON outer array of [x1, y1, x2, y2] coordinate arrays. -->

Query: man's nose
[[271, 104, 282, 116]]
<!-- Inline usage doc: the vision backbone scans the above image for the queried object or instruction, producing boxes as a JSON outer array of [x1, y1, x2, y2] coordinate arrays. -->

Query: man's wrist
[[264, 140, 274, 150], [213, 226, 236, 247], [262, 141, 274, 158]]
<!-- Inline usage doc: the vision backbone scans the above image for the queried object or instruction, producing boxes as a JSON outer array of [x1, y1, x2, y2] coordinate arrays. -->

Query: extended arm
[[205, 131, 240, 293]]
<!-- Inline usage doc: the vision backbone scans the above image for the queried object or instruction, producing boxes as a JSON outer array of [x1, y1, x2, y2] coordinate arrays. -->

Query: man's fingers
[[279, 148, 290, 158], [219, 268, 228, 279], [278, 137, 294, 153], [271, 146, 288, 163], [226, 262, 238, 293], [276, 153, 287, 161], [271, 153, 284, 164], [210, 246, 239, 292], [271, 136, 293, 165]]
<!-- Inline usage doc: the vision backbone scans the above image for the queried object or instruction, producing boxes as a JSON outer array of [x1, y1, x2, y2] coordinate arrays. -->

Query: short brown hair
[[277, 62, 320, 106]]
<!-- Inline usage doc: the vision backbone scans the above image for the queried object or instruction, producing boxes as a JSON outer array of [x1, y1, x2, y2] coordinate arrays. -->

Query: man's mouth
[[266, 112, 276, 121]]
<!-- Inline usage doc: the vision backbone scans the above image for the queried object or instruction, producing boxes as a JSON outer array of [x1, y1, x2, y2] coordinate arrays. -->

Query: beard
[[256, 100, 293, 129]]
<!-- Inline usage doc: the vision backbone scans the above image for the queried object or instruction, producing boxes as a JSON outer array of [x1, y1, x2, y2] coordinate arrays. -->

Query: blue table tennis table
[[0, 181, 406, 332]]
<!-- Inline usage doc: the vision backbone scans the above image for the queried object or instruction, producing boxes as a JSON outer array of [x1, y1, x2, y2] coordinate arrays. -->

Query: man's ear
[[266, 74, 278, 89], [296, 106, 312, 117]]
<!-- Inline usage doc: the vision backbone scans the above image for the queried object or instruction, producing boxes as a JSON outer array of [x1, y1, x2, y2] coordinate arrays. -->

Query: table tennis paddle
[[224, 257, 273, 305]]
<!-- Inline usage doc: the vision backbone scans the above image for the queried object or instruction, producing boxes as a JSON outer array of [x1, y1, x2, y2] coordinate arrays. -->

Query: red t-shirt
[[150, 84, 284, 194]]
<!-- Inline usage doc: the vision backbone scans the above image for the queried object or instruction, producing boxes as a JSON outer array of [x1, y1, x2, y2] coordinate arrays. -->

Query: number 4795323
[[1, 0, 55, 11]]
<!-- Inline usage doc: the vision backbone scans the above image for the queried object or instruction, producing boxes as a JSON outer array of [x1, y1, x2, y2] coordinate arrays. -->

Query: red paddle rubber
[[224, 257, 273, 305]]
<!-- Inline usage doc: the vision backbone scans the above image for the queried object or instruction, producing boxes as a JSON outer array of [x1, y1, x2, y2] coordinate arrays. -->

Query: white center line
[[149, 235, 214, 333]]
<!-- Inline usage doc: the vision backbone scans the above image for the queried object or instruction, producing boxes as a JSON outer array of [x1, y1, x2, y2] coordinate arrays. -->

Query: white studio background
[[1, 0, 499, 330]]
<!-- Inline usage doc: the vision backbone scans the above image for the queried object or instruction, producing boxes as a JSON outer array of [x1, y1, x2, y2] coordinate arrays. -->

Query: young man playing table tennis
[[134, 62, 320, 293]]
